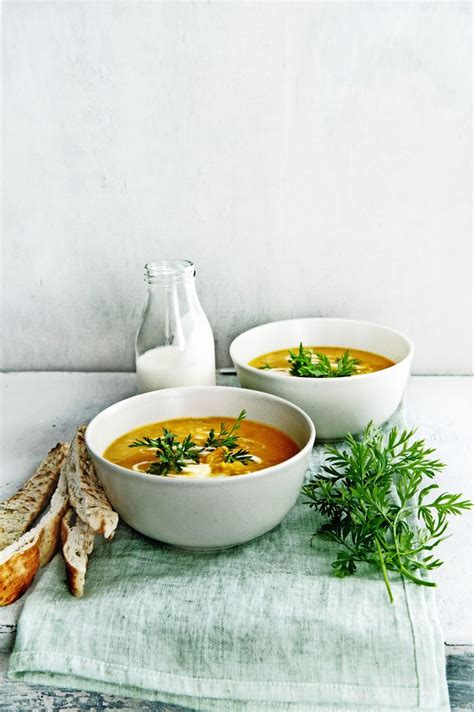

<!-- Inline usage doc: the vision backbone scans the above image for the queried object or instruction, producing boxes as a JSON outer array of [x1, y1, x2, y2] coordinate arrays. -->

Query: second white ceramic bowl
[[85, 386, 315, 550], [230, 318, 414, 441]]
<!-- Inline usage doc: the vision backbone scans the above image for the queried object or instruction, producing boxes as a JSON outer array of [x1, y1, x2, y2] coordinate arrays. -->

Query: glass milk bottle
[[136, 260, 216, 392]]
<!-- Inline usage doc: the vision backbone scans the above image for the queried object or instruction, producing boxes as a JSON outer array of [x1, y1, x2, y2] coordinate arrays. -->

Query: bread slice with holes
[[0, 469, 69, 606], [66, 426, 118, 539], [60, 508, 95, 598], [0, 442, 69, 552]]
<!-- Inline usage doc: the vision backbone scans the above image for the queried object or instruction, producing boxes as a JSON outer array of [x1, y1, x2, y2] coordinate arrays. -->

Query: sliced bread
[[61, 508, 95, 598], [0, 468, 69, 606], [0, 442, 69, 551], [66, 426, 118, 539]]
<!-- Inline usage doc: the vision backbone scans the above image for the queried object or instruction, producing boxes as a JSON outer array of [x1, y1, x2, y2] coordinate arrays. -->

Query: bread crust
[[66, 426, 118, 539], [0, 542, 40, 606], [0, 442, 69, 551], [61, 508, 95, 597], [0, 469, 69, 606]]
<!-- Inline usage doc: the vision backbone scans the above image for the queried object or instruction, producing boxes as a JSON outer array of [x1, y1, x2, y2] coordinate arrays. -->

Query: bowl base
[[169, 542, 241, 552]]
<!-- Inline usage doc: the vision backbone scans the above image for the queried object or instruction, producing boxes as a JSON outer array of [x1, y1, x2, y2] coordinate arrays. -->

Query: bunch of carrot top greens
[[303, 423, 472, 601]]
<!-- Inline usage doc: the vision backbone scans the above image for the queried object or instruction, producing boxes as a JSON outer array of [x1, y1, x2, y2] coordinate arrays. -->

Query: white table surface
[[0, 372, 472, 650]]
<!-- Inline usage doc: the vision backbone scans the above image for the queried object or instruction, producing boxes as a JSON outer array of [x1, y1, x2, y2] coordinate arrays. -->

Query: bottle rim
[[144, 260, 195, 284]]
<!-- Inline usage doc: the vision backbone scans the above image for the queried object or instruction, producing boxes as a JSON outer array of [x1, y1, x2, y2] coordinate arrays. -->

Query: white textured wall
[[2, 1, 471, 373]]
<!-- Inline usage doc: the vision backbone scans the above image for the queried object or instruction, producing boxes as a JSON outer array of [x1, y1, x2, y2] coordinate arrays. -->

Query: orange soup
[[249, 346, 394, 376], [103, 416, 300, 478]]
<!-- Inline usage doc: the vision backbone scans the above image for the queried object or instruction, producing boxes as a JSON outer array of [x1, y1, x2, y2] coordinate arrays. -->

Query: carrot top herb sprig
[[204, 410, 246, 451], [129, 429, 202, 476], [302, 424, 472, 602], [289, 344, 359, 378], [129, 410, 252, 475]]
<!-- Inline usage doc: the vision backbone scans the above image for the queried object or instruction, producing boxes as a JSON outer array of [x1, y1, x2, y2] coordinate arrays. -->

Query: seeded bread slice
[[0, 469, 69, 606], [61, 508, 95, 598], [0, 442, 69, 552], [66, 426, 118, 539]]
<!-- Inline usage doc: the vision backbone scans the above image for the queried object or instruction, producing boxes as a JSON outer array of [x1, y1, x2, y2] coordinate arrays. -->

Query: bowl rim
[[229, 317, 414, 384], [85, 385, 316, 486]]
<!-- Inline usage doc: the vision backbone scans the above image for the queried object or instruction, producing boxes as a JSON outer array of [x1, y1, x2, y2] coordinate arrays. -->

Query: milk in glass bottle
[[136, 260, 216, 392]]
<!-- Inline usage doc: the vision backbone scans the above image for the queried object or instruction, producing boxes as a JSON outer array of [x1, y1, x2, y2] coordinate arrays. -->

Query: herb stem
[[398, 566, 436, 588], [376, 538, 393, 604]]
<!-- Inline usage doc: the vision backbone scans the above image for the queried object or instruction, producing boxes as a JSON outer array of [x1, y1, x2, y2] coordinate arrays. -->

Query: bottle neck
[[143, 260, 202, 321]]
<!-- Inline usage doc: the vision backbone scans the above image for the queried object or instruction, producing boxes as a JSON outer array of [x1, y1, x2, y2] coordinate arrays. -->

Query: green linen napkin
[[9, 407, 449, 711]]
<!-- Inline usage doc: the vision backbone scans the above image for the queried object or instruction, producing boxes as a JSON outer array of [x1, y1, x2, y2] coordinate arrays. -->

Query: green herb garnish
[[130, 410, 253, 475], [289, 343, 359, 378], [129, 429, 201, 476], [258, 363, 273, 370], [223, 447, 253, 465], [302, 424, 472, 602], [332, 350, 361, 377], [204, 409, 246, 451]]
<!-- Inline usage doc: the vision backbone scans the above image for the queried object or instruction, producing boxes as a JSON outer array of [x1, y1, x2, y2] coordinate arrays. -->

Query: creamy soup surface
[[103, 417, 300, 478], [249, 346, 395, 375]]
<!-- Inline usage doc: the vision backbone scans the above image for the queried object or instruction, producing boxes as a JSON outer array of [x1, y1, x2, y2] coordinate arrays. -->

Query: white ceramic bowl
[[85, 386, 315, 550], [230, 318, 414, 441]]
